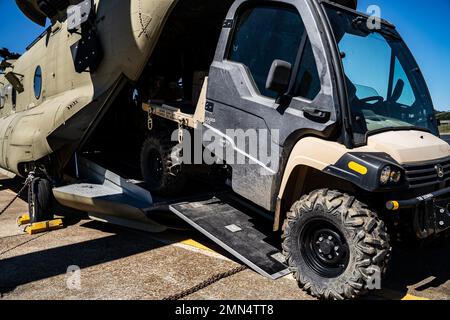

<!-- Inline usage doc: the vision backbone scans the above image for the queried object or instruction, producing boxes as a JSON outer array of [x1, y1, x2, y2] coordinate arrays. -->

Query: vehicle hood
[[367, 130, 450, 164]]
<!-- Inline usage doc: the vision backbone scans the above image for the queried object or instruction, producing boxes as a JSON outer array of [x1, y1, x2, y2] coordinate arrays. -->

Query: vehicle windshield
[[324, 5, 438, 144]]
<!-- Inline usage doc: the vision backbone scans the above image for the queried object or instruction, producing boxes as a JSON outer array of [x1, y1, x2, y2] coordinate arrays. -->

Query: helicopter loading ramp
[[52, 157, 166, 233]]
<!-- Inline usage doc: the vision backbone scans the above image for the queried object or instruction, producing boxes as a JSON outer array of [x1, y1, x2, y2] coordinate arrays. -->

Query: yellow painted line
[[179, 239, 217, 253], [401, 294, 429, 301], [147, 231, 220, 255]]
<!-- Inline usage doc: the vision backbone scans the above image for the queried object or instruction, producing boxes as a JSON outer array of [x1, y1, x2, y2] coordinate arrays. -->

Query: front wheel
[[282, 189, 391, 300]]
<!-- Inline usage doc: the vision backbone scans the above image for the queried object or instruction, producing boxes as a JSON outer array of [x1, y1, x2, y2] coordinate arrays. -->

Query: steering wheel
[[360, 96, 384, 104]]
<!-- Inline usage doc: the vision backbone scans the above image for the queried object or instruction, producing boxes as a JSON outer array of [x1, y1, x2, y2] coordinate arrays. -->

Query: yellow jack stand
[[17, 214, 64, 235]]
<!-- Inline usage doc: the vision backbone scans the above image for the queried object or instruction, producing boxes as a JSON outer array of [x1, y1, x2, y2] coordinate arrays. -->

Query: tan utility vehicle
[[137, 0, 450, 299]]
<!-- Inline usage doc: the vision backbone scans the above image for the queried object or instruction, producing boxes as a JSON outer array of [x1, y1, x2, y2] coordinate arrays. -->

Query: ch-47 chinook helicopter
[[2, 0, 450, 300], [0, 0, 189, 222]]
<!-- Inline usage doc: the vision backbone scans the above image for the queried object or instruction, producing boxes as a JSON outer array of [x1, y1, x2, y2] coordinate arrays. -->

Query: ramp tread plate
[[170, 197, 290, 279]]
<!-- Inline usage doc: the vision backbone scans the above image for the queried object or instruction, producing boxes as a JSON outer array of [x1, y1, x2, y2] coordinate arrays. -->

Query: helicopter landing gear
[[28, 177, 55, 223]]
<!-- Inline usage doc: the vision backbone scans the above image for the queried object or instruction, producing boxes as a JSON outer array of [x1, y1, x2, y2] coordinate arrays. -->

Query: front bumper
[[386, 186, 450, 238]]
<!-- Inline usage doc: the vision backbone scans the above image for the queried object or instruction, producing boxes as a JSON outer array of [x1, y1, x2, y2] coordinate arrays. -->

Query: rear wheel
[[282, 189, 391, 300], [140, 135, 187, 196], [28, 178, 54, 223]]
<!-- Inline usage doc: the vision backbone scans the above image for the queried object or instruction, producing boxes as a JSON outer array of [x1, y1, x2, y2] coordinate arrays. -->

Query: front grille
[[404, 157, 450, 188]]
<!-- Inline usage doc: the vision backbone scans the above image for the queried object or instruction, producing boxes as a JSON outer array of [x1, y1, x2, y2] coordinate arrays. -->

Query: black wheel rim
[[147, 149, 164, 184], [299, 219, 350, 278]]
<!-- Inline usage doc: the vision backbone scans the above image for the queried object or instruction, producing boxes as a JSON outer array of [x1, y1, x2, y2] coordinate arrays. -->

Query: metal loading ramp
[[169, 197, 291, 280]]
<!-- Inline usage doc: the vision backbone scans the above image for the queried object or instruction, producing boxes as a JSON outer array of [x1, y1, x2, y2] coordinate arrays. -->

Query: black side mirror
[[266, 59, 292, 96]]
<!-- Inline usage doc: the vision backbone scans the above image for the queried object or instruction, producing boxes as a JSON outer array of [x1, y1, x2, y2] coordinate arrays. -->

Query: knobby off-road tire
[[140, 135, 187, 196], [28, 178, 54, 223], [282, 189, 391, 300]]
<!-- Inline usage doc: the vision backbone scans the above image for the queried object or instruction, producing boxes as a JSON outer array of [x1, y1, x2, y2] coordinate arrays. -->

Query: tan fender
[[277, 137, 350, 201]]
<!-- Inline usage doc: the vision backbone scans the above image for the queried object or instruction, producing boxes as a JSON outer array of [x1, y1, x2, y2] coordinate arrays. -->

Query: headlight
[[380, 166, 391, 185], [390, 170, 402, 183], [380, 166, 402, 185]]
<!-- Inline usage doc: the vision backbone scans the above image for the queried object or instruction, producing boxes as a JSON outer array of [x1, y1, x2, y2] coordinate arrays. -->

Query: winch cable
[[162, 265, 247, 300], [0, 172, 34, 218]]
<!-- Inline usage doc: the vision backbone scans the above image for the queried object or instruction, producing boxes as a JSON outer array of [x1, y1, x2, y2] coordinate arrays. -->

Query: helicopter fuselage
[[0, 0, 177, 177]]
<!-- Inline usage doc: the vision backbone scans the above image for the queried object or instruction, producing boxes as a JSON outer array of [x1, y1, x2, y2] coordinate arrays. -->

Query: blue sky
[[1, 0, 449, 110], [0, 1, 46, 53]]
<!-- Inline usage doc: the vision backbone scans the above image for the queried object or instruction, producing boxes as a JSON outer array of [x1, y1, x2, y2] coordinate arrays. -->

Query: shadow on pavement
[[385, 240, 450, 295], [0, 221, 169, 295]]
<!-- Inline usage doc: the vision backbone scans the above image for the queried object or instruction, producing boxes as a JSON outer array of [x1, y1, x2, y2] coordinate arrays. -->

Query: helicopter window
[[34, 66, 42, 99]]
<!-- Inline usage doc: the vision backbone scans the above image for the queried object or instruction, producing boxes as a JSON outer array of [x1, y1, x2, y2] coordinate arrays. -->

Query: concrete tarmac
[[0, 177, 448, 300]]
